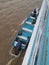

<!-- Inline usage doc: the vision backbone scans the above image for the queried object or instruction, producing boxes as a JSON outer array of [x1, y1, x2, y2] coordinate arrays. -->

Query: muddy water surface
[[0, 0, 42, 65]]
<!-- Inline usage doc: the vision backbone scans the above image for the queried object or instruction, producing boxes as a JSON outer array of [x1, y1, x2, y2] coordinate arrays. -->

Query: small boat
[[9, 8, 39, 57]]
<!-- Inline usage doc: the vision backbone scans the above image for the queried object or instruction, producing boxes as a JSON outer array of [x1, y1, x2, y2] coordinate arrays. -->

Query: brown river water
[[0, 0, 42, 65]]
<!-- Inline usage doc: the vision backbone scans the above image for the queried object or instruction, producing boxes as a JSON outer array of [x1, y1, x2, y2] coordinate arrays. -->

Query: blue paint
[[23, 23, 34, 30], [22, 31, 31, 37], [36, 10, 49, 65], [40, 10, 49, 65], [37, 10, 49, 65], [11, 12, 36, 50], [45, 11, 49, 65], [27, 18, 33, 23]]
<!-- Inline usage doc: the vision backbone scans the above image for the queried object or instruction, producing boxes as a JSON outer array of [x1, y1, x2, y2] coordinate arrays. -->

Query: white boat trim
[[14, 41, 18, 46], [26, 21, 35, 26], [19, 18, 27, 26], [22, 44, 26, 47], [30, 16, 35, 20], [22, 27, 32, 33], [26, 21, 32, 25], [18, 35, 27, 41]]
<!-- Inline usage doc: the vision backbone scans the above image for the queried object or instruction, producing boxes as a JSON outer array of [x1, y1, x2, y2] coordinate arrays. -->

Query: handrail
[[22, 0, 47, 65]]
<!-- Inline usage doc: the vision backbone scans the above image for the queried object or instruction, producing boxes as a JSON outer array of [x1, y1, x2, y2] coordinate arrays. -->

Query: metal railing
[[22, 0, 47, 65]]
